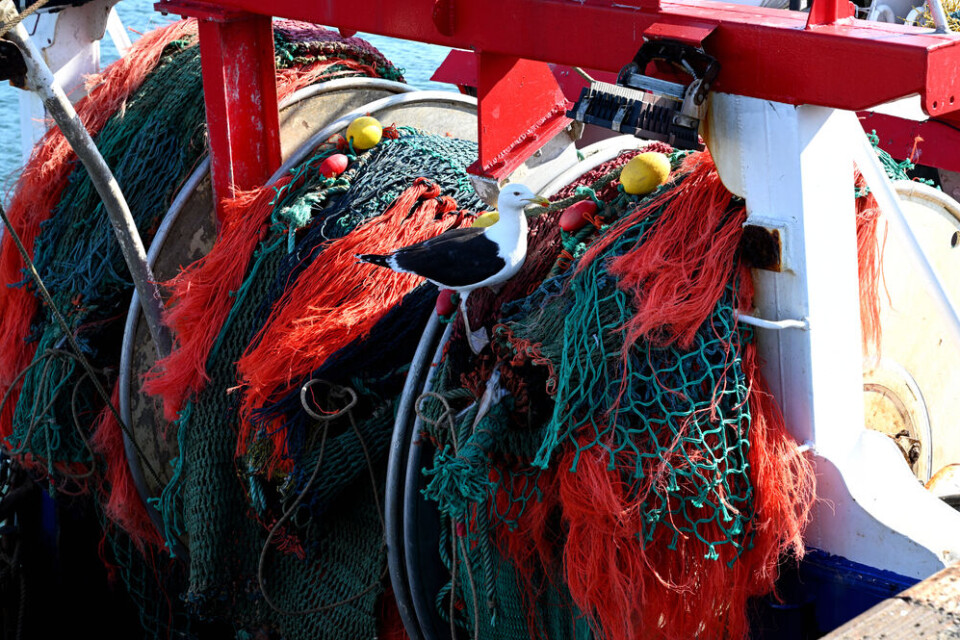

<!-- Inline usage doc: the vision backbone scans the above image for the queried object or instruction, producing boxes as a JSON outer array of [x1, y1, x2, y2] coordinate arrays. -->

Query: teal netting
[[411, 148, 769, 639], [416, 389, 593, 640], [155, 129, 487, 640], [10, 37, 205, 472], [6, 20, 407, 482], [3, 22, 413, 640]]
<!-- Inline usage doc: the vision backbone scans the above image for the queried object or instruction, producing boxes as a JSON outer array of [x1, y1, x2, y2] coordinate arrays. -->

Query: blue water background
[[0, 0, 453, 188]]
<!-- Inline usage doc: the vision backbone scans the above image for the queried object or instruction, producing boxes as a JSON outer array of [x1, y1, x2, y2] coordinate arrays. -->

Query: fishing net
[[9, 38, 207, 476], [409, 150, 819, 640], [0, 20, 197, 448], [411, 138, 914, 640], [0, 10, 910, 634], [919, 0, 960, 31], [143, 127, 486, 639], [0, 18, 409, 639], [1, 18, 404, 488]]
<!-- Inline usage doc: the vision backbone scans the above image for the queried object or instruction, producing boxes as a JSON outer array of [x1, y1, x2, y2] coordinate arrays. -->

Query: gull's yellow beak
[[521, 195, 550, 217], [522, 196, 550, 207]]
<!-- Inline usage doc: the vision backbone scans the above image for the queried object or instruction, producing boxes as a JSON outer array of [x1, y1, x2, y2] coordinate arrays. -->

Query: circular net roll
[[0, 19, 407, 639]]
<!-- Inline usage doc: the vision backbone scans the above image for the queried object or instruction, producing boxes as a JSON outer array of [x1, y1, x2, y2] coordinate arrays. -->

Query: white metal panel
[[707, 93, 960, 579]]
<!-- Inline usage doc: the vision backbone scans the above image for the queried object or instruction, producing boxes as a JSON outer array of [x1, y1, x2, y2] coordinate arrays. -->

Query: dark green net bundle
[[0, 19, 408, 639], [414, 150, 818, 640], [142, 125, 488, 639], [1, 18, 404, 489], [5, 29, 206, 483]]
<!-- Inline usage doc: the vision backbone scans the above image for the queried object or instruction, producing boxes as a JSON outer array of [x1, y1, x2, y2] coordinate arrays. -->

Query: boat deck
[[823, 563, 960, 638]]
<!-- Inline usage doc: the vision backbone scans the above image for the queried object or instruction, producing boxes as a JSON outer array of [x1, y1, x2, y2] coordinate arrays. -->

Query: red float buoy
[[435, 289, 457, 316], [319, 153, 349, 178], [559, 199, 598, 232]]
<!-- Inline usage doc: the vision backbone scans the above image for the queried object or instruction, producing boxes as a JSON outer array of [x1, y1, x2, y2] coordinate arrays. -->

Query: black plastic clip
[[567, 39, 720, 150]]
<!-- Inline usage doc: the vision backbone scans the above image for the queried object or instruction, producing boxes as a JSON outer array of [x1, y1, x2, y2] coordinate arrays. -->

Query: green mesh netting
[[405, 149, 765, 638], [3, 23, 412, 639], [510, 276, 752, 558], [7, 21, 407, 479], [155, 128, 487, 639], [10, 37, 205, 471], [436, 523, 591, 640], [99, 515, 195, 639], [496, 182, 754, 555], [408, 137, 919, 639], [415, 388, 594, 640]]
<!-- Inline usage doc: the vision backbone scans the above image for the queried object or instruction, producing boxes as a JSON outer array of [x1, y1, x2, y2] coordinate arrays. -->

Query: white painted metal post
[[105, 7, 130, 57], [709, 96, 866, 457], [708, 94, 960, 579], [17, 0, 119, 162]]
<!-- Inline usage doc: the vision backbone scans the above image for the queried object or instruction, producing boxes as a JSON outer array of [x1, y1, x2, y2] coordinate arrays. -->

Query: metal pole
[[928, 0, 952, 34], [386, 312, 442, 640], [3, 5, 171, 358], [735, 312, 809, 331]]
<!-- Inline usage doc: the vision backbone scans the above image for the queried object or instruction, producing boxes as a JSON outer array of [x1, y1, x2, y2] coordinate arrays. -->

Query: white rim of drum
[[863, 356, 934, 482], [403, 321, 456, 640], [539, 135, 654, 198], [274, 90, 477, 179], [873, 178, 960, 483], [892, 178, 960, 222]]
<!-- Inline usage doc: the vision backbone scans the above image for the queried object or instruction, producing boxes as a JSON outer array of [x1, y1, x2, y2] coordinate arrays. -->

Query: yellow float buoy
[[346, 115, 383, 150], [620, 152, 671, 195], [471, 211, 500, 228]]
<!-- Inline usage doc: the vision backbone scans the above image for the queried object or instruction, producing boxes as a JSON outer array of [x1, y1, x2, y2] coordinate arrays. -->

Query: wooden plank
[[824, 564, 960, 638]]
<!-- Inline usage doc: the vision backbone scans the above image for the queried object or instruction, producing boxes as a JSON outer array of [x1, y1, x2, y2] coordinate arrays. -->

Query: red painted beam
[[157, 0, 960, 119], [469, 54, 572, 180], [431, 49, 617, 99], [859, 111, 960, 173], [194, 13, 282, 219], [805, 0, 856, 28]]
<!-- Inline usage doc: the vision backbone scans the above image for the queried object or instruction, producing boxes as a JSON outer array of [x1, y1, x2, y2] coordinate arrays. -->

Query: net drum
[[863, 180, 960, 485]]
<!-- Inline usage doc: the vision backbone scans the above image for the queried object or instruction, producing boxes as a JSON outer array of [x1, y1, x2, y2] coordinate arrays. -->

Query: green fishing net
[[410, 150, 760, 638], [7, 21, 408, 481], [3, 23, 415, 639], [153, 128, 486, 639]]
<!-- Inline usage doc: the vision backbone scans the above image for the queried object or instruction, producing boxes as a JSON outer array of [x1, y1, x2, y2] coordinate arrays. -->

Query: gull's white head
[[497, 184, 549, 215]]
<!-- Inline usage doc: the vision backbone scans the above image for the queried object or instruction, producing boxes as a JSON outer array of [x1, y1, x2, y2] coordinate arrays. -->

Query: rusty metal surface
[[741, 224, 783, 272], [824, 564, 960, 639]]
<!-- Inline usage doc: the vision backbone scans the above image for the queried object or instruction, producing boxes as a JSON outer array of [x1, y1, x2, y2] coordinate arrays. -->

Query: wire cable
[[0, 0, 52, 39], [0, 202, 165, 489]]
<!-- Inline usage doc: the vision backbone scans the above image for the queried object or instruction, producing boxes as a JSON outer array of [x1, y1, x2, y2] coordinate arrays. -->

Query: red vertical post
[[469, 52, 571, 182], [197, 14, 281, 220], [805, 0, 856, 27]]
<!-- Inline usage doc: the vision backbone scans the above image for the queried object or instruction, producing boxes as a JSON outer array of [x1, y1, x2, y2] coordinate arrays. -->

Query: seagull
[[357, 183, 549, 353]]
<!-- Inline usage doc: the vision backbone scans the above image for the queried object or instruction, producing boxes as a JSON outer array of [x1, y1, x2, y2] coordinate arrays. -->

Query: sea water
[[0, 0, 453, 187]]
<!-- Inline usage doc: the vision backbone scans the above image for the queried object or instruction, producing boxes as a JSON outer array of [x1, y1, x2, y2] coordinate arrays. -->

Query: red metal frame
[[431, 50, 618, 103], [806, 0, 856, 27], [859, 111, 960, 174], [157, 0, 960, 204], [163, 2, 281, 218], [471, 54, 571, 179], [436, 50, 960, 171]]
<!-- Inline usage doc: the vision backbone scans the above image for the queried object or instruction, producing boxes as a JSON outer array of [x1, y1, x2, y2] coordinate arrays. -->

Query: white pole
[[3, 5, 171, 357]]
